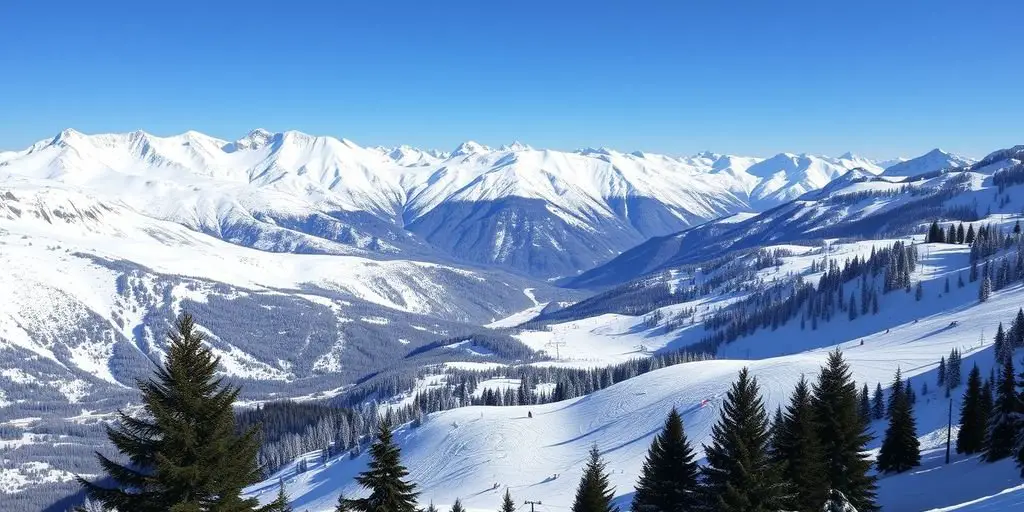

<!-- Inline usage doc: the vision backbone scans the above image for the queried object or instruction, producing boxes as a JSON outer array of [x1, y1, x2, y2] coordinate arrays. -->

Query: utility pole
[[545, 340, 566, 360], [945, 397, 953, 464], [525, 500, 542, 512]]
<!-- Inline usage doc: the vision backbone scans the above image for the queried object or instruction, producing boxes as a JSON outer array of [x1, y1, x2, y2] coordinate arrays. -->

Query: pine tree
[[270, 482, 293, 512], [572, 445, 618, 512], [630, 408, 700, 512], [877, 369, 920, 473], [937, 357, 946, 387], [994, 323, 1009, 364], [450, 499, 466, 512], [812, 350, 878, 511], [983, 357, 1018, 462], [914, 282, 923, 301], [979, 276, 992, 302], [872, 384, 885, 420], [858, 384, 871, 424], [501, 490, 516, 512], [77, 314, 268, 512], [701, 368, 788, 512], [956, 365, 985, 455], [345, 421, 418, 512], [773, 376, 828, 512]]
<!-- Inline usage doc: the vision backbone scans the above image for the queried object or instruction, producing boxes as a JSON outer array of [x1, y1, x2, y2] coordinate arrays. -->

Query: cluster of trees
[[699, 241, 916, 349], [925, 220, 976, 245], [333, 350, 884, 512], [242, 348, 713, 476], [956, 308, 1024, 476]]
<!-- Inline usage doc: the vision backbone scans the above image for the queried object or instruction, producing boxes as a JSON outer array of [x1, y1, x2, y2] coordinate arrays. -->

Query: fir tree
[[345, 421, 419, 512], [872, 384, 885, 420], [821, 490, 858, 512], [572, 445, 618, 512], [983, 357, 1018, 462], [270, 482, 293, 512], [812, 350, 878, 511], [77, 314, 268, 512], [956, 365, 985, 455], [630, 408, 700, 512], [701, 368, 788, 512], [501, 490, 516, 512], [774, 376, 828, 512], [877, 369, 920, 473], [979, 276, 992, 302], [937, 357, 946, 387], [450, 499, 466, 512], [858, 384, 871, 424], [994, 323, 1009, 364], [915, 282, 923, 301]]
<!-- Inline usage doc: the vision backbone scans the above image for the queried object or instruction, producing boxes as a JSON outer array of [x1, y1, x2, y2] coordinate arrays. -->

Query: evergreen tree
[[994, 323, 1009, 364], [424, 503, 439, 512], [774, 376, 828, 512], [811, 350, 878, 511], [501, 490, 517, 512], [345, 421, 418, 512], [630, 408, 700, 512], [876, 369, 920, 473], [979, 276, 992, 302], [450, 499, 466, 512], [858, 384, 871, 424], [270, 482, 293, 512], [937, 357, 946, 387], [956, 365, 985, 455], [77, 314, 269, 512], [914, 282, 923, 301], [966, 224, 976, 245], [701, 368, 788, 512], [872, 384, 885, 420], [983, 357, 1018, 462], [572, 445, 618, 512]]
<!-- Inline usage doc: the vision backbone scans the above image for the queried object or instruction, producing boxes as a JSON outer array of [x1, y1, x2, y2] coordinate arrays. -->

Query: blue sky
[[1, 1, 1022, 159]]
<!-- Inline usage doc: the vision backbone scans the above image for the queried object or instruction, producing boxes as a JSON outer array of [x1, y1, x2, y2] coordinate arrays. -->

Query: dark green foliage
[[630, 408, 700, 512], [877, 369, 920, 473], [501, 490, 516, 512], [872, 384, 884, 420], [77, 314, 268, 512], [773, 376, 828, 512], [345, 422, 418, 512], [450, 499, 466, 512], [335, 493, 350, 512], [572, 445, 618, 512], [957, 365, 985, 455], [269, 482, 293, 512], [701, 368, 788, 512], [983, 357, 1017, 462], [858, 384, 871, 424], [811, 350, 878, 511]]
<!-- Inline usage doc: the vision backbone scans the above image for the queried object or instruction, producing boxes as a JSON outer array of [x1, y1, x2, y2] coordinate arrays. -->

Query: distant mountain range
[[0, 129, 975, 278]]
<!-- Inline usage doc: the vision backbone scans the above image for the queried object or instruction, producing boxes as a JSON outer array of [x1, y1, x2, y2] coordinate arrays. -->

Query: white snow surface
[[248, 233, 1024, 512]]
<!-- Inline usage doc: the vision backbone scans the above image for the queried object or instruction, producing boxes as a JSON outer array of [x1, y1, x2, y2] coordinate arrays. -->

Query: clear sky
[[1, 0, 1022, 159]]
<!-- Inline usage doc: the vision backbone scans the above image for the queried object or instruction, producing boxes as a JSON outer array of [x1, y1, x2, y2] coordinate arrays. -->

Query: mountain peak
[[225, 128, 275, 152], [499, 141, 532, 152], [451, 140, 488, 157]]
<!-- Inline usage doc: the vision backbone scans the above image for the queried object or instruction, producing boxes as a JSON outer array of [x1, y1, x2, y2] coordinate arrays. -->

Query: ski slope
[[249, 274, 1024, 511]]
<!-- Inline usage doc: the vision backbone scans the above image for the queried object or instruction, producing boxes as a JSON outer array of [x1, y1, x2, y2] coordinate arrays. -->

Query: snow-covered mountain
[[1, 129, 893, 278], [884, 148, 976, 177], [568, 145, 1019, 288]]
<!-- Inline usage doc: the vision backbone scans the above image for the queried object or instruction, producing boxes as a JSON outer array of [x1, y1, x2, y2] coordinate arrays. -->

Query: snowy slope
[[249, 231, 1024, 511], [884, 149, 976, 177], [2, 129, 897, 278]]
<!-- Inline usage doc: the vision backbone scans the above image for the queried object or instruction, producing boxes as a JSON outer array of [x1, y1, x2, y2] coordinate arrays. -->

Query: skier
[[528, 411, 533, 418]]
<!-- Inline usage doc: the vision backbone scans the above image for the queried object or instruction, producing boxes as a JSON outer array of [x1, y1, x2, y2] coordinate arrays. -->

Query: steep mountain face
[[883, 148, 975, 176], [1, 130, 890, 278], [568, 145, 1020, 288]]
